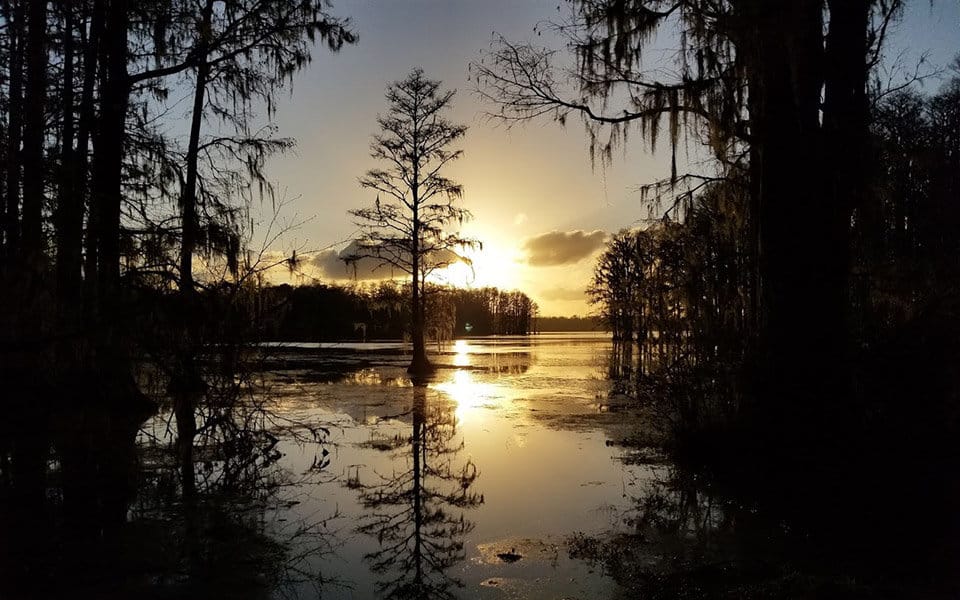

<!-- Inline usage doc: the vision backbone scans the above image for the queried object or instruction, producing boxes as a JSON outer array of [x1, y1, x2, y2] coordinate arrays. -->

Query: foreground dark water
[[3, 333, 957, 599]]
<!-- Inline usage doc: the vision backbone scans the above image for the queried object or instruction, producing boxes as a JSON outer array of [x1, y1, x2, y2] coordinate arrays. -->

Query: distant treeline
[[536, 316, 603, 332], [255, 282, 538, 341]]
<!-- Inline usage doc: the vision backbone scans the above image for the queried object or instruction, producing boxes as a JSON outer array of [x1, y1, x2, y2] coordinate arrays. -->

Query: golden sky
[[256, 0, 959, 316]]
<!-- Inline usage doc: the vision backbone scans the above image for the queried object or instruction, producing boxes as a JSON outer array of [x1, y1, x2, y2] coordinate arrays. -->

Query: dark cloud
[[309, 249, 351, 278], [310, 241, 464, 281], [522, 229, 607, 266], [541, 286, 588, 302], [309, 241, 399, 281]]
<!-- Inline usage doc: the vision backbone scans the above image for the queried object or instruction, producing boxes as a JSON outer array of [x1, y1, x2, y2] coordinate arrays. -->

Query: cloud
[[540, 286, 588, 302], [309, 249, 350, 277], [309, 241, 400, 281], [521, 229, 607, 266], [308, 241, 466, 281]]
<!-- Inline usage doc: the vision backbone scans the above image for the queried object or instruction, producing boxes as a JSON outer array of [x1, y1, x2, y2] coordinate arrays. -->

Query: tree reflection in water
[[606, 341, 636, 398], [568, 466, 762, 600], [0, 374, 343, 600], [578, 343, 960, 599], [352, 384, 483, 599], [570, 431, 960, 597], [132, 371, 345, 599]]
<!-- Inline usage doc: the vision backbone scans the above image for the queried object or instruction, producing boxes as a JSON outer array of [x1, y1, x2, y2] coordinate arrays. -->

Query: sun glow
[[430, 240, 523, 291], [433, 260, 477, 288]]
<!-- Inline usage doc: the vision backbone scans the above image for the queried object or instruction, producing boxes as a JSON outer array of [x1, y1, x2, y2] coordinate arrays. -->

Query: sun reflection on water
[[433, 369, 500, 422], [453, 339, 470, 367]]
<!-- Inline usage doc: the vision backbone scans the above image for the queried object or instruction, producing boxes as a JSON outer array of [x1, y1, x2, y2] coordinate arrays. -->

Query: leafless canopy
[[347, 68, 479, 283]]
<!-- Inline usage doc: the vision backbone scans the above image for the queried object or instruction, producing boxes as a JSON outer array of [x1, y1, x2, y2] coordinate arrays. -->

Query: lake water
[[7, 332, 951, 598], [146, 333, 659, 599]]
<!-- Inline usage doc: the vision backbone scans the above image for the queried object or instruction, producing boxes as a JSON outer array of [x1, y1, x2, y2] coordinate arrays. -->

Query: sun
[[432, 260, 477, 287], [430, 240, 522, 290]]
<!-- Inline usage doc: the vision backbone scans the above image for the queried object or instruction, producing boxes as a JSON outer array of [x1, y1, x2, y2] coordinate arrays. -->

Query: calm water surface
[[202, 333, 657, 599]]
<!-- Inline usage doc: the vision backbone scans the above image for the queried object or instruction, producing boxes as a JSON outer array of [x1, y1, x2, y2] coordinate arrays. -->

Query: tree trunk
[[175, 0, 216, 501], [409, 230, 430, 375], [20, 0, 46, 260], [409, 123, 430, 375], [87, 0, 133, 423], [821, 0, 870, 391], [180, 0, 214, 299], [81, 0, 104, 319], [746, 0, 833, 421], [3, 0, 24, 256], [56, 0, 82, 314], [92, 0, 128, 314]]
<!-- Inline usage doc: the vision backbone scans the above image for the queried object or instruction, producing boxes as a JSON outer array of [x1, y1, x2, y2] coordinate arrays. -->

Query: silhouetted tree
[[19, 0, 44, 261], [589, 231, 643, 343], [348, 69, 478, 376], [853, 62, 960, 340], [165, 0, 355, 500], [1, 0, 24, 256], [589, 181, 752, 435]]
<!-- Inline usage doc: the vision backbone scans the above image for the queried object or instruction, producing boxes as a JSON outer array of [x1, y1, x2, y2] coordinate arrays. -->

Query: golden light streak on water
[[434, 368, 500, 423], [453, 339, 470, 367]]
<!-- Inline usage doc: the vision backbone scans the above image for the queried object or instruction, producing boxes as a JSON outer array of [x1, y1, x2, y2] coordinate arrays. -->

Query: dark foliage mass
[[582, 55, 960, 451], [477, 1, 960, 596], [0, 1, 355, 596], [477, 0, 960, 459]]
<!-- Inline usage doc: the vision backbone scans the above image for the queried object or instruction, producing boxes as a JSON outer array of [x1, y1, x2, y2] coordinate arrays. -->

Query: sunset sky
[[255, 0, 959, 316]]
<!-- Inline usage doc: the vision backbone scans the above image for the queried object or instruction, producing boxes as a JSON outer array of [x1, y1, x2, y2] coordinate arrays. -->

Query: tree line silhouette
[[0, 1, 356, 596], [256, 282, 538, 342]]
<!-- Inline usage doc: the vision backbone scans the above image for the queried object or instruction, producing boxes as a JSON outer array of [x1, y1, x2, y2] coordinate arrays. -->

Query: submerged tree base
[[407, 355, 436, 383]]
